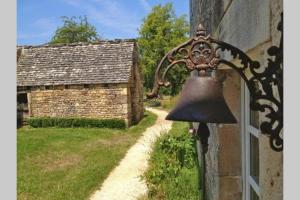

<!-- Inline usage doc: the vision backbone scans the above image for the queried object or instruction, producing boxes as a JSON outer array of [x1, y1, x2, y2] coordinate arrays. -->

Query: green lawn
[[17, 111, 157, 200], [145, 95, 180, 111], [140, 121, 201, 200]]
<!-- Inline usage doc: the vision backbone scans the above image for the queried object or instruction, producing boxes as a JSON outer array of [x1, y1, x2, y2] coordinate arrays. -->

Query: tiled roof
[[17, 39, 136, 86]]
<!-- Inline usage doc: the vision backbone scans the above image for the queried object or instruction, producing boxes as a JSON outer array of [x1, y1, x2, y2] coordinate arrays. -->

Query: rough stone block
[[219, 176, 242, 200], [218, 125, 241, 173], [217, 0, 271, 52]]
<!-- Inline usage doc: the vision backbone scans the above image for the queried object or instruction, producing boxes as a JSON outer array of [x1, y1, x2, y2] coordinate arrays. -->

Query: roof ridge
[[17, 39, 137, 49]]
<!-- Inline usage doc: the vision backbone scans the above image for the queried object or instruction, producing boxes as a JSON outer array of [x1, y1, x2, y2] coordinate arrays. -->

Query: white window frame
[[241, 81, 260, 200]]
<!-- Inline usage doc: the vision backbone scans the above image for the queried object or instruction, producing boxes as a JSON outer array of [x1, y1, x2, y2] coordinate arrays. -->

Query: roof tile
[[17, 40, 136, 86]]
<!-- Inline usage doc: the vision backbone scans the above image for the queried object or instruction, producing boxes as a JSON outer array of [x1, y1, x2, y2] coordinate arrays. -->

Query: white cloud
[[138, 0, 151, 12], [18, 18, 58, 41], [33, 18, 58, 31], [84, 0, 141, 36], [19, 0, 145, 42], [50, 0, 143, 38], [63, 0, 82, 7]]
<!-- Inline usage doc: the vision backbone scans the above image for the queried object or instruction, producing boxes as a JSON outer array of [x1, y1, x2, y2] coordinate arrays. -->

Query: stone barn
[[17, 39, 144, 126]]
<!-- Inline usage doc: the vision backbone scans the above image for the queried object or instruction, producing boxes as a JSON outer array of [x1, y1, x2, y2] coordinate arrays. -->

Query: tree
[[50, 16, 99, 44], [138, 3, 189, 95]]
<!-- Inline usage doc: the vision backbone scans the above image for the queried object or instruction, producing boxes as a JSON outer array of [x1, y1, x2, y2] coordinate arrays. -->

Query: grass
[[17, 111, 157, 200], [159, 95, 180, 111], [145, 95, 180, 111], [140, 121, 201, 200]]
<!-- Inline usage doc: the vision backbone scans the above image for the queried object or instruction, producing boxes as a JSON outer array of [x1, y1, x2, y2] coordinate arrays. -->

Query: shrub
[[27, 117, 126, 129], [144, 130, 196, 185], [142, 122, 200, 199], [145, 99, 161, 107]]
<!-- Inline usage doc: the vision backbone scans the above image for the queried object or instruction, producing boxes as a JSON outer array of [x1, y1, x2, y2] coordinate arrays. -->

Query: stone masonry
[[29, 84, 129, 120], [190, 0, 283, 199], [17, 39, 144, 126]]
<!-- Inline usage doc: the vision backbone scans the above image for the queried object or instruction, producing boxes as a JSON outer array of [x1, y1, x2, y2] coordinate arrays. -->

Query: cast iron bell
[[166, 76, 237, 123]]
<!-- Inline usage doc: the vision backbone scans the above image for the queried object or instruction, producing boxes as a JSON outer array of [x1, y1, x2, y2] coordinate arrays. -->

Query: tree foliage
[[138, 3, 189, 95], [50, 16, 99, 44]]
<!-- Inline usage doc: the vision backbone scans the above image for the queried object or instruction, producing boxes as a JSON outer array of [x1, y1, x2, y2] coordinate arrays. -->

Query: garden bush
[[27, 117, 126, 129], [142, 122, 201, 199], [145, 99, 161, 107]]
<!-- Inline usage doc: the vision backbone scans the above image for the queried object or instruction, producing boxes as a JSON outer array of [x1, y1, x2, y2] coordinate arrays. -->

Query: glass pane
[[250, 134, 259, 184], [250, 186, 259, 200], [249, 82, 260, 128], [250, 109, 259, 129]]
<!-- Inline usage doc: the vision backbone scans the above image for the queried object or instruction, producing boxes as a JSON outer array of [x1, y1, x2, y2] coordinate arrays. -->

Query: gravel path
[[89, 107, 172, 200]]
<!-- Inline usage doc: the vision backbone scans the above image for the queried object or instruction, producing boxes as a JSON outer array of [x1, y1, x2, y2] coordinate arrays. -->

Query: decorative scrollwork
[[146, 24, 220, 98], [147, 13, 283, 152]]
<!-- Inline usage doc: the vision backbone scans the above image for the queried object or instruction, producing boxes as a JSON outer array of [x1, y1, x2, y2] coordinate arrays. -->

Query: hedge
[[27, 117, 126, 129]]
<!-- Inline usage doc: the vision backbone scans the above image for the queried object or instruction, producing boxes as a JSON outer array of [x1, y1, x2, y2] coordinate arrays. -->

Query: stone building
[[17, 39, 144, 127], [189, 0, 283, 200]]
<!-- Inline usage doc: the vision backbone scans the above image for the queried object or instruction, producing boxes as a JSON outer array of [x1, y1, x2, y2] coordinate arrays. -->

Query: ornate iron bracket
[[147, 13, 283, 152]]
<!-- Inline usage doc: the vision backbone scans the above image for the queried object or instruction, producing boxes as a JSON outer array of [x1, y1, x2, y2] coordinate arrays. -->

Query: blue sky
[[17, 0, 189, 45]]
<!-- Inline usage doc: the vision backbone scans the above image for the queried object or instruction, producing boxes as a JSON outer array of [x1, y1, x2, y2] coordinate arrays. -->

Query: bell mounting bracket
[[147, 13, 283, 152]]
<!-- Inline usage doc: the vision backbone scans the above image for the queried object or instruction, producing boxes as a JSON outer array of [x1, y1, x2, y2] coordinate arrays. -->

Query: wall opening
[[17, 93, 29, 128]]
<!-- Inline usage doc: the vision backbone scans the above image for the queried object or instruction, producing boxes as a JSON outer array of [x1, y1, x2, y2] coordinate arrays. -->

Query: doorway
[[17, 92, 29, 127]]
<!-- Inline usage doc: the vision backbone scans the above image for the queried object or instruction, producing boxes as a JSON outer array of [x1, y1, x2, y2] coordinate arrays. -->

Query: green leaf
[[137, 3, 189, 95], [49, 16, 100, 44]]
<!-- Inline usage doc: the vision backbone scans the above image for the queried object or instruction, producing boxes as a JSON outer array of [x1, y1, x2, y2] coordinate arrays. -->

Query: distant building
[[190, 0, 283, 200], [17, 39, 144, 126]]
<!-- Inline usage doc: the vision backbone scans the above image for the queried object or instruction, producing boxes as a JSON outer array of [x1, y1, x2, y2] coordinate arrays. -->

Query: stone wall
[[28, 83, 130, 123], [216, 69, 242, 200], [205, 123, 219, 200], [190, 0, 283, 199]]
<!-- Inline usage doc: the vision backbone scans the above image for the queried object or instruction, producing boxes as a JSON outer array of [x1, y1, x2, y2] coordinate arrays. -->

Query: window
[[250, 187, 259, 200], [242, 82, 260, 200], [17, 93, 28, 111], [249, 81, 260, 129], [250, 134, 259, 184], [250, 108, 259, 129]]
